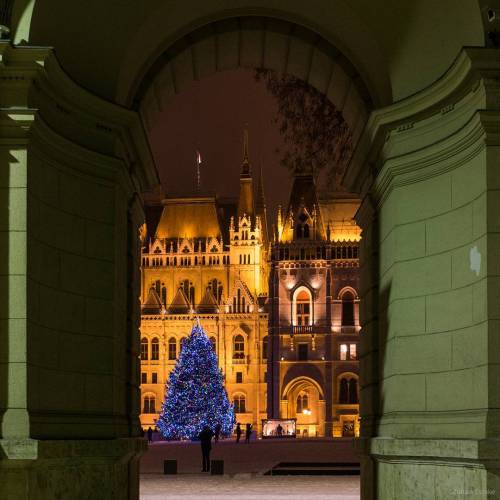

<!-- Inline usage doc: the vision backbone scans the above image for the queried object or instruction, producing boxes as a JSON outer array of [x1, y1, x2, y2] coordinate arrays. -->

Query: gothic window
[[151, 338, 159, 360], [295, 289, 311, 326], [209, 336, 216, 352], [182, 246, 190, 253], [141, 338, 148, 360], [296, 392, 309, 413], [233, 394, 246, 413], [341, 291, 355, 326], [180, 279, 195, 305], [161, 286, 167, 306], [154, 246, 161, 254], [141, 372, 147, 384], [262, 336, 268, 360], [233, 334, 245, 360], [152, 372, 158, 384], [168, 338, 177, 360], [210, 245, 218, 252], [143, 395, 156, 414], [208, 279, 223, 303], [236, 372, 243, 383], [339, 376, 358, 404], [154, 279, 161, 295]]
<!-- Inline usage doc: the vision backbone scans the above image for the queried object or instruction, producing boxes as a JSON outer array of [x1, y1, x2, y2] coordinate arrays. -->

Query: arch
[[338, 286, 358, 300], [292, 285, 313, 326], [134, 16, 375, 164], [151, 337, 160, 360], [168, 337, 177, 360], [140, 337, 149, 360], [282, 375, 325, 401]]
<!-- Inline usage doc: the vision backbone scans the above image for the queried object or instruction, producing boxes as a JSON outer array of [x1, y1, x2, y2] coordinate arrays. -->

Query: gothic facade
[[139, 139, 361, 437]]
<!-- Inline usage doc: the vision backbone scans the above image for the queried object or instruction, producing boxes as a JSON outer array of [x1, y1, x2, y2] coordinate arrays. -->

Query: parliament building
[[139, 135, 361, 437]]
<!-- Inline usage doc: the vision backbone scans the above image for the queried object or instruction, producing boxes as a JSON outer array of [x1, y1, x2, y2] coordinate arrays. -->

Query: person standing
[[245, 423, 252, 444], [214, 423, 222, 443], [198, 426, 214, 472], [235, 423, 242, 443], [276, 424, 283, 438], [147, 427, 153, 444]]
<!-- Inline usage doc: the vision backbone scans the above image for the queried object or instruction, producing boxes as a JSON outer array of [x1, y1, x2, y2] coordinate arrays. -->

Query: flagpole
[[196, 150, 201, 193]]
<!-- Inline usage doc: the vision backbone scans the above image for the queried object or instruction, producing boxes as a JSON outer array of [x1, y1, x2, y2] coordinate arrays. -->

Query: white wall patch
[[469, 246, 481, 277]]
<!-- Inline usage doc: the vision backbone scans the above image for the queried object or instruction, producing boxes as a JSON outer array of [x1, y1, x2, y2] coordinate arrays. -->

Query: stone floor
[[140, 437, 360, 499], [141, 437, 359, 474], [140, 474, 360, 499]]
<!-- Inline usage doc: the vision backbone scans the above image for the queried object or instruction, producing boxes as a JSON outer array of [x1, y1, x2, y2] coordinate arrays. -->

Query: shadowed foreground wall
[[352, 48, 500, 499], [0, 44, 157, 499]]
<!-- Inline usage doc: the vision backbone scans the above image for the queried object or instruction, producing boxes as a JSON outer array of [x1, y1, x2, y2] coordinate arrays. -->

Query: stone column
[[0, 43, 158, 500], [350, 47, 500, 499]]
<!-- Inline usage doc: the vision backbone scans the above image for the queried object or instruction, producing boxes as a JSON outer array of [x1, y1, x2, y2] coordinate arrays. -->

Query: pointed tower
[[255, 161, 269, 243], [237, 127, 255, 219]]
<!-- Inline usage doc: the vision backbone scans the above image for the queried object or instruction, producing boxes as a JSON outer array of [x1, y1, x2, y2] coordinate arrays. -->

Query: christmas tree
[[157, 320, 235, 440]]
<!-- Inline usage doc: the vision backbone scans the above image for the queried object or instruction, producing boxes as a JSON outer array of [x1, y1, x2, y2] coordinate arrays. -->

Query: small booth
[[261, 418, 296, 438]]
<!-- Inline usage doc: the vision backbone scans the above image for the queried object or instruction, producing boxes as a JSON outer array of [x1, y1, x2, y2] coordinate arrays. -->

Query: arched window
[[341, 291, 355, 326], [168, 338, 177, 360], [339, 376, 358, 404], [233, 394, 246, 413], [294, 289, 311, 326], [262, 336, 268, 360], [140, 338, 148, 360], [296, 392, 309, 413], [233, 335, 245, 360], [143, 395, 156, 414], [151, 338, 159, 360], [210, 336, 216, 352]]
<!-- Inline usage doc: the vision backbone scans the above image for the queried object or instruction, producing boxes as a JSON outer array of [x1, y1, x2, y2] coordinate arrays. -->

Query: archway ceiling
[[27, 0, 483, 108]]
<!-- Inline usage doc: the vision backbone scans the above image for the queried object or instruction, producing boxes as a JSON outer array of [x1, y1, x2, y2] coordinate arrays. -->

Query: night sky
[[148, 69, 291, 221]]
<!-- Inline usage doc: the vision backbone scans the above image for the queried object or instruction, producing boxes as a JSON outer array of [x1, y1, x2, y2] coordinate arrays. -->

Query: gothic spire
[[241, 125, 251, 178]]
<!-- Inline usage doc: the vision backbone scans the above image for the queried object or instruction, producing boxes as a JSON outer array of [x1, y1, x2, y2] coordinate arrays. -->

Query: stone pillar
[[351, 47, 500, 500], [267, 259, 280, 418], [324, 268, 333, 437], [0, 43, 158, 500]]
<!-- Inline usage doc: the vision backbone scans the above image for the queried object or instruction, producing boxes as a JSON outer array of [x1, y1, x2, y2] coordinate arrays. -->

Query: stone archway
[[2, 2, 500, 500]]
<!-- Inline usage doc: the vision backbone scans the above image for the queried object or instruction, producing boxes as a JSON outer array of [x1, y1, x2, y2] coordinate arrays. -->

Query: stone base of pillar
[[0, 437, 146, 500], [359, 437, 500, 500]]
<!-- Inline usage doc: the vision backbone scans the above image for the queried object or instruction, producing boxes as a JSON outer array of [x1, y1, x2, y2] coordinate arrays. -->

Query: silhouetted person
[[245, 423, 252, 443], [147, 427, 153, 443], [198, 426, 214, 472], [235, 423, 242, 443], [214, 423, 222, 443], [276, 424, 283, 437]]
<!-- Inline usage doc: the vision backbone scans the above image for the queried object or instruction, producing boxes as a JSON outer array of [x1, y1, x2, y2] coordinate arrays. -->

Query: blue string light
[[157, 322, 235, 440]]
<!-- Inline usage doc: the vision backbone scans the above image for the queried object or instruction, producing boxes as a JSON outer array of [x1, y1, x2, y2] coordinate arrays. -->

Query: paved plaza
[[140, 438, 360, 499]]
